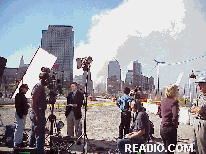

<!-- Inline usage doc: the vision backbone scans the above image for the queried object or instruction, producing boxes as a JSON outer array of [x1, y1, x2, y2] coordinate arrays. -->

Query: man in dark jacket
[[14, 84, 29, 147], [65, 82, 84, 137], [29, 72, 48, 154]]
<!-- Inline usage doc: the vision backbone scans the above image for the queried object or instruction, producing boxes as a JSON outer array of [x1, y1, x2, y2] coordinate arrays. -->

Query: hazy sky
[[1, 0, 206, 89]]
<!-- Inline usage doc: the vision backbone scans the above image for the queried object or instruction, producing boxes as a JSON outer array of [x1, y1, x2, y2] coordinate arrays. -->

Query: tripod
[[45, 89, 58, 153], [68, 69, 94, 154]]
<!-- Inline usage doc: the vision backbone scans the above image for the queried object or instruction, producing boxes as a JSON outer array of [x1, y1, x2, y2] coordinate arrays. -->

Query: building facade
[[73, 75, 84, 87], [107, 75, 120, 94], [41, 25, 74, 87], [132, 60, 142, 89], [107, 60, 121, 94], [125, 70, 133, 84], [133, 60, 142, 76], [108, 60, 121, 82], [148, 76, 154, 92]]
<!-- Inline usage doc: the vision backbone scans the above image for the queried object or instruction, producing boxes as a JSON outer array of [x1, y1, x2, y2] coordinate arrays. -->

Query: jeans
[[117, 138, 146, 154], [29, 109, 45, 154], [160, 127, 177, 154], [13, 112, 26, 146], [119, 111, 131, 139]]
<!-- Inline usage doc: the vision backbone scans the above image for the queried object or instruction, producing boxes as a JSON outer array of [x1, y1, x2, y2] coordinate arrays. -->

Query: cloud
[[74, 0, 186, 86]]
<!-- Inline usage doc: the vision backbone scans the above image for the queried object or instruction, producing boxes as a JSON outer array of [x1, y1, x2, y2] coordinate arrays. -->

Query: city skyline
[[2, 0, 206, 89]]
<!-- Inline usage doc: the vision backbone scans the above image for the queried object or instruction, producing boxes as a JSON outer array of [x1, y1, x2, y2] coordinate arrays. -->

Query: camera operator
[[130, 86, 141, 101], [14, 84, 29, 148], [29, 72, 48, 154], [65, 82, 84, 139]]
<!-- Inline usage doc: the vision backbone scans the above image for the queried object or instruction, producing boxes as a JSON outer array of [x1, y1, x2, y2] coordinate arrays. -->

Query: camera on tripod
[[76, 57, 93, 72], [40, 67, 59, 104], [41, 67, 56, 90]]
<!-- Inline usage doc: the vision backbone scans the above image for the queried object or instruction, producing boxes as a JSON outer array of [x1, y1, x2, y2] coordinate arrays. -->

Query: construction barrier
[[0, 99, 194, 126]]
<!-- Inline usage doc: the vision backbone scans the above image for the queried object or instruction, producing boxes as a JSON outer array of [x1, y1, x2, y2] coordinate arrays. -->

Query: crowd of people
[[12, 71, 206, 154], [13, 71, 84, 154], [115, 78, 206, 154]]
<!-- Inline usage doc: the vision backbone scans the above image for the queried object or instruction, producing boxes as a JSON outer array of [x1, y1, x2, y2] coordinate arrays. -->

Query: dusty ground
[[0, 98, 194, 154]]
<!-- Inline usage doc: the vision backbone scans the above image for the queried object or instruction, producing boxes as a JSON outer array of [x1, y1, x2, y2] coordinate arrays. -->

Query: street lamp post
[[153, 59, 165, 93], [189, 70, 196, 107]]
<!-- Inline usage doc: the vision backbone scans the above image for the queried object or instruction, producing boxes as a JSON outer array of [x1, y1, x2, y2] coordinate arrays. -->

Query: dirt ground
[[0, 98, 194, 154]]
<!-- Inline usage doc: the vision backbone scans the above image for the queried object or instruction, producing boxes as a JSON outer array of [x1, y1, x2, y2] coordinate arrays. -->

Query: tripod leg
[[84, 134, 95, 154], [68, 133, 84, 149]]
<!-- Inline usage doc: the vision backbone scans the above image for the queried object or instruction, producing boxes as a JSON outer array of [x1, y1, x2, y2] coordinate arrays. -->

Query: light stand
[[82, 68, 94, 153], [68, 68, 94, 154], [68, 57, 94, 153]]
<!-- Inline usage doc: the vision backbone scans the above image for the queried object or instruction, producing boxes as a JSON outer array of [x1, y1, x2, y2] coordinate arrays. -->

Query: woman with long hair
[[159, 84, 179, 154]]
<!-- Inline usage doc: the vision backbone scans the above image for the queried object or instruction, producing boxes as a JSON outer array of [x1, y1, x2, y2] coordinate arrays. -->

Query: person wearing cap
[[117, 100, 150, 153], [116, 87, 133, 139], [191, 77, 206, 154], [29, 72, 48, 154], [14, 84, 30, 148], [159, 84, 179, 154]]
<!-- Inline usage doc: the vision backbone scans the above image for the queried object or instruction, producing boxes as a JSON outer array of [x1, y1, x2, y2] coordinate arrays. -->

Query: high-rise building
[[108, 60, 121, 82], [125, 70, 133, 84], [41, 25, 74, 87], [149, 76, 154, 91], [107, 60, 121, 94], [73, 75, 84, 86], [107, 75, 120, 94], [133, 60, 142, 76], [132, 60, 142, 88]]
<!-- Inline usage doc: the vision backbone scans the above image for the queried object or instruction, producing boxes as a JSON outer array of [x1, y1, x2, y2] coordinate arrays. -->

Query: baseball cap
[[20, 84, 29, 89], [195, 77, 206, 83]]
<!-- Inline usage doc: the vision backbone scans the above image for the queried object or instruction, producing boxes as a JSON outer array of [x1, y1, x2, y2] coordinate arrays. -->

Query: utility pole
[[153, 59, 165, 93]]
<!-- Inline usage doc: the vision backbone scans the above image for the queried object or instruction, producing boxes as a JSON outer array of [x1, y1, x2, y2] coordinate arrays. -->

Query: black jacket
[[65, 90, 84, 120], [15, 91, 30, 119]]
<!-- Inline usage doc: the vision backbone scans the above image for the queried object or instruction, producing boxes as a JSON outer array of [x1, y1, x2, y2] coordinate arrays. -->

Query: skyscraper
[[132, 60, 142, 88], [125, 70, 133, 84], [108, 60, 121, 81], [107, 60, 121, 94], [41, 25, 74, 87], [149, 76, 154, 91], [133, 60, 142, 76]]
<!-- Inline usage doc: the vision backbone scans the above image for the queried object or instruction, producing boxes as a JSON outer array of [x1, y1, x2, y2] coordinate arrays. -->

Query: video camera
[[41, 67, 56, 90], [76, 57, 93, 72], [40, 67, 58, 104]]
